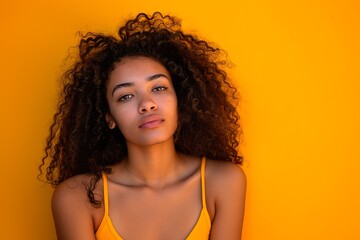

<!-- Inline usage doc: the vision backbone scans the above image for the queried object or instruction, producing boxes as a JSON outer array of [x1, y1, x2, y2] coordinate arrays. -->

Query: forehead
[[109, 56, 170, 83]]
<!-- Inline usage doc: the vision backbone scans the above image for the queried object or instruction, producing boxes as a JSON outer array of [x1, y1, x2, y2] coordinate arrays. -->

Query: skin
[[52, 56, 246, 240]]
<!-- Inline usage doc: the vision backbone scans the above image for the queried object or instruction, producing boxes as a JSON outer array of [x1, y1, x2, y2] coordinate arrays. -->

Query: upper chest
[[97, 168, 215, 239]]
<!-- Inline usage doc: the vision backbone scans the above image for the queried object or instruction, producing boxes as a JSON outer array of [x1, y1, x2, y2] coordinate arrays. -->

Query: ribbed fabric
[[96, 156, 211, 240]]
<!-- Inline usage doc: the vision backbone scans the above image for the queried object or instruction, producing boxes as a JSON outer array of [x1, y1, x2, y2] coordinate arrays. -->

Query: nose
[[138, 95, 157, 113]]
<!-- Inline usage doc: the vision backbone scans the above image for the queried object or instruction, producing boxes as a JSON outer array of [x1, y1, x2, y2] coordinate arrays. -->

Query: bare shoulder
[[52, 174, 94, 207], [206, 159, 246, 191], [52, 174, 102, 239], [205, 159, 246, 215], [205, 159, 247, 239]]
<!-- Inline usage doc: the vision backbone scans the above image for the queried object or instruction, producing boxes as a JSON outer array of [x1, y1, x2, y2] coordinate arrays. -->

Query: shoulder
[[206, 159, 246, 192], [205, 159, 247, 238], [51, 174, 103, 239], [52, 174, 95, 207], [205, 159, 246, 216], [51, 174, 104, 221]]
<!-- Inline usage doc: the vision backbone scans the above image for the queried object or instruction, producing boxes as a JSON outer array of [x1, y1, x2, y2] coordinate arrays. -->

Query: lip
[[138, 115, 164, 129]]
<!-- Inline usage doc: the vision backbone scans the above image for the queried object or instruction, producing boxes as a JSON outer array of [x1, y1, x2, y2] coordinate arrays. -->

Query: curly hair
[[39, 12, 243, 206]]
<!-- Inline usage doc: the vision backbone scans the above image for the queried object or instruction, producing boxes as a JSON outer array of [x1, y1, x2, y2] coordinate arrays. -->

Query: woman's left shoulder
[[204, 159, 246, 221], [206, 159, 246, 186]]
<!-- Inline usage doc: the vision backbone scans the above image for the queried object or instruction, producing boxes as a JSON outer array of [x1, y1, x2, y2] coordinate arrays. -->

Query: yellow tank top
[[95, 156, 211, 240]]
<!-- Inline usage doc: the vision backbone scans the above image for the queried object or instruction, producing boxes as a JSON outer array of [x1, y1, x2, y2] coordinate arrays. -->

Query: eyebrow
[[111, 73, 169, 96]]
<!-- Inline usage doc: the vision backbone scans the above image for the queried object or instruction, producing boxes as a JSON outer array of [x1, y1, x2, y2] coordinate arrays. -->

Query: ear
[[105, 113, 116, 129]]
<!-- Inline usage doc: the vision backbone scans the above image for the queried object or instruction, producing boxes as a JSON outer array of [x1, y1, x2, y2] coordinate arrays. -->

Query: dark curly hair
[[39, 12, 243, 206]]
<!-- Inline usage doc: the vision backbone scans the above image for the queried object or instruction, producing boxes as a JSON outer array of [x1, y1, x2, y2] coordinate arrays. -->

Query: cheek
[[115, 115, 137, 140], [109, 104, 136, 129], [170, 99, 179, 127]]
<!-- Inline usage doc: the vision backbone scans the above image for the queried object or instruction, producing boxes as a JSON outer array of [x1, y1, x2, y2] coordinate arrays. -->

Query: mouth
[[139, 115, 164, 129]]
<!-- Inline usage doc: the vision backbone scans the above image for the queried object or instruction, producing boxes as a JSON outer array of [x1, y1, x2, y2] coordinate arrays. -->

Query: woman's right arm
[[51, 177, 96, 240]]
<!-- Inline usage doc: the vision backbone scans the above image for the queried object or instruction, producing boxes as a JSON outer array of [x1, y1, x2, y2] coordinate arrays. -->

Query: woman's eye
[[119, 94, 133, 102], [153, 86, 167, 92]]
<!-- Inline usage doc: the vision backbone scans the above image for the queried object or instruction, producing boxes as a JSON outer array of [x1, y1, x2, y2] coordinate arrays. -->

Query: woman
[[40, 12, 246, 240]]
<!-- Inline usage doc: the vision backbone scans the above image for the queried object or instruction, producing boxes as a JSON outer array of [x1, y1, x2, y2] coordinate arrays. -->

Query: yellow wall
[[1, 0, 359, 239]]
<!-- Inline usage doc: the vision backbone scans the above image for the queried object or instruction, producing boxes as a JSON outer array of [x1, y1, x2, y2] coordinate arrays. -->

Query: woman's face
[[106, 56, 178, 147]]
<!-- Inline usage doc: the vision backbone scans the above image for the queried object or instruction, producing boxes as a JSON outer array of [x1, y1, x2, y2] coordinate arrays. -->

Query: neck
[[122, 139, 183, 188]]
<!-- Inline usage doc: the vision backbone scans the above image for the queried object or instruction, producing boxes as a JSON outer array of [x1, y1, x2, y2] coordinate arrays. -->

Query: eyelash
[[118, 86, 168, 102], [152, 86, 168, 92], [119, 94, 134, 102]]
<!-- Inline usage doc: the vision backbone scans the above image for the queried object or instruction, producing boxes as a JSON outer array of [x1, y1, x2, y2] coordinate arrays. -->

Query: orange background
[[1, 0, 359, 239]]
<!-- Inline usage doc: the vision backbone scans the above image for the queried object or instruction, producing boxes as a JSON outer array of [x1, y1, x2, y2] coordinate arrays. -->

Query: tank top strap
[[101, 172, 109, 216], [200, 156, 207, 209]]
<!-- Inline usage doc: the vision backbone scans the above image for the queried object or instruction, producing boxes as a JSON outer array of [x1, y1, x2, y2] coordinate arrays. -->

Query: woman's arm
[[51, 177, 97, 240], [209, 163, 247, 240]]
